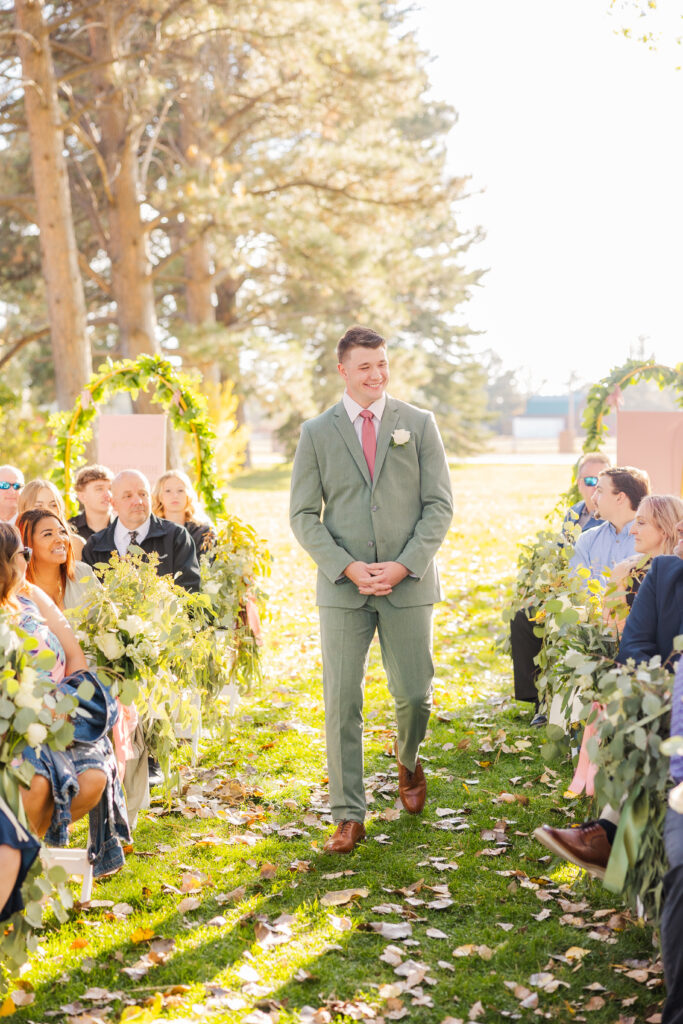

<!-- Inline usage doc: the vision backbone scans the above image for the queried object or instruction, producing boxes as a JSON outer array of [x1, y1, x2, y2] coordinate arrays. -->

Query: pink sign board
[[98, 414, 166, 486], [616, 411, 683, 496]]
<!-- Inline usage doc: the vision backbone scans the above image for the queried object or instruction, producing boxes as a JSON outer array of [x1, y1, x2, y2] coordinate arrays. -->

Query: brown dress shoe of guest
[[395, 742, 427, 814], [533, 820, 611, 880], [323, 820, 366, 854]]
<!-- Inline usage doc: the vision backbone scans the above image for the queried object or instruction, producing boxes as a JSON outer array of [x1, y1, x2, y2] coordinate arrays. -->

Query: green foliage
[[0, 385, 54, 479], [0, 614, 78, 991], [48, 355, 229, 518]]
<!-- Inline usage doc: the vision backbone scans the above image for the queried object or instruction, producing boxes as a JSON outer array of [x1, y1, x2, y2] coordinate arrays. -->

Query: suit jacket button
[[371, 505, 378, 512], [367, 541, 374, 547]]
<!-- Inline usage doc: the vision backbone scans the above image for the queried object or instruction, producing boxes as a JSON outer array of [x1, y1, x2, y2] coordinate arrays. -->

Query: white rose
[[20, 667, 37, 687], [96, 632, 126, 661], [26, 723, 48, 747], [391, 429, 411, 446], [669, 781, 683, 814], [118, 615, 146, 637], [14, 681, 43, 713]]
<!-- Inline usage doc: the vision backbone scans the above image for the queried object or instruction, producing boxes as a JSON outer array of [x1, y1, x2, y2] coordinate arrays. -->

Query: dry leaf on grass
[[321, 887, 369, 906], [369, 921, 412, 939]]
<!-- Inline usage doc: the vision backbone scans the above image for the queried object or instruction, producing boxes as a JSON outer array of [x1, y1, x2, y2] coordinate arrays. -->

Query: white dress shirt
[[342, 391, 386, 442], [114, 517, 151, 557]]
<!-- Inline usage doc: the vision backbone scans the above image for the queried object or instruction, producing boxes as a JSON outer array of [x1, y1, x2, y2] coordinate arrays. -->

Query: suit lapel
[[372, 400, 400, 489], [333, 402, 372, 487]]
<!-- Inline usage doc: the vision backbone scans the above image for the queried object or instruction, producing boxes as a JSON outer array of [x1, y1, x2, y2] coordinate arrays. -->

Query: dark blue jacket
[[618, 555, 683, 667]]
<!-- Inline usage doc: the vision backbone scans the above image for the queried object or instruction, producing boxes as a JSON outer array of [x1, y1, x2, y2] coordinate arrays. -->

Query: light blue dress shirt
[[569, 518, 636, 583]]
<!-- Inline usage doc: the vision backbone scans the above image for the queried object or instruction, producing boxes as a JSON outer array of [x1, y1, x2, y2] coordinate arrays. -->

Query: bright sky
[[408, 0, 683, 393]]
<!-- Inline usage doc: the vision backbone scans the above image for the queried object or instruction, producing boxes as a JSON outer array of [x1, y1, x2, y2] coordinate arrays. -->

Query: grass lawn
[[8, 464, 664, 1023]]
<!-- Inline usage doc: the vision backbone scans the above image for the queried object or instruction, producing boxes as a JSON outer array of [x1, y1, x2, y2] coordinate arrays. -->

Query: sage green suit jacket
[[289, 396, 453, 608]]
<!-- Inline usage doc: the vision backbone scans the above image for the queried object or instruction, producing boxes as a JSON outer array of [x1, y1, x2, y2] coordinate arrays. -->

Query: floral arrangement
[[0, 613, 78, 990], [199, 515, 271, 691]]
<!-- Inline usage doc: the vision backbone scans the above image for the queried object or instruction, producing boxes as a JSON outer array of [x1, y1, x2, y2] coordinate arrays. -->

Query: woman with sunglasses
[[17, 509, 96, 612], [18, 479, 85, 560], [0, 522, 127, 875]]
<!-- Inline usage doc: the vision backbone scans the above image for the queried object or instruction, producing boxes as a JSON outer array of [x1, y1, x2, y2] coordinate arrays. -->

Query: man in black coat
[[82, 469, 200, 593]]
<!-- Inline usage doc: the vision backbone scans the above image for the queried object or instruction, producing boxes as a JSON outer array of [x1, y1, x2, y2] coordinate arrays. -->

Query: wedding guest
[[152, 469, 216, 556], [69, 464, 114, 542], [18, 508, 96, 611], [0, 805, 37, 922], [563, 451, 611, 533], [82, 469, 200, 593], [569, 466, 650, 582], [0, 522, 129, 877], [0, 465, 23, 525], [18, 478, 85, 560]]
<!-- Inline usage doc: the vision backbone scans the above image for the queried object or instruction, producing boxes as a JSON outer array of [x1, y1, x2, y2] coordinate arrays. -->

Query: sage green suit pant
[[319, 597, 434, 824]]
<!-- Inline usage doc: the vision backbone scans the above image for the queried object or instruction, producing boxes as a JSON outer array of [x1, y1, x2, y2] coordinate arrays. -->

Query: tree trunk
[[15, 0, 91, 409]]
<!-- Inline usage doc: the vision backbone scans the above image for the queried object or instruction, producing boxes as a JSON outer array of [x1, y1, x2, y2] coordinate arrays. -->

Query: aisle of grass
[[11, 465, 663, 1023]]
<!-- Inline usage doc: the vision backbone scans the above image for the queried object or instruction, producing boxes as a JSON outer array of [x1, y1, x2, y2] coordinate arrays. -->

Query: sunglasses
[[0, 481, 21, 491], [16, 546, 32, 562], [582, 476, 598, 487]]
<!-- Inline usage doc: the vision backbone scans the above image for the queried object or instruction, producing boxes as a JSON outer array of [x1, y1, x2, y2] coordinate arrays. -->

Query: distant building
[[512, 393, 587, 440]]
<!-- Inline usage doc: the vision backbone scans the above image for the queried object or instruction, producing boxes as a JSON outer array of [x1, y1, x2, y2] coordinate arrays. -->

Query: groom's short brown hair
[[337, 325, 386, 363]]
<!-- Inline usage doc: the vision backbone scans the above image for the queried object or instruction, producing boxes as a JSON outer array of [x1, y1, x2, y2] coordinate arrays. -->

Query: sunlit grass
[[9, 464, 663, 1023]]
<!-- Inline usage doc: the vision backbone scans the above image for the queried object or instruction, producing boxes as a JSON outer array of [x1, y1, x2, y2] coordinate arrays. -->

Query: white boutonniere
[[391, 428, 411, 447]]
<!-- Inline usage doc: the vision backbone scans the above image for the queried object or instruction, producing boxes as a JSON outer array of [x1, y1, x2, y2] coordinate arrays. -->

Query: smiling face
[[111, 472, 151, 530], [338, 344, 389, 408], [31, 515, 69, 567], [0, 467, 22, 521], [159, 475, 188, 518]]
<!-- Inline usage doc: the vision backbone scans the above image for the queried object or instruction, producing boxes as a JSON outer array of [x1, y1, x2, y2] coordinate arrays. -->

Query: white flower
[[391, 429, 411, 446], [26, 723, 48, 747], [20, 667, 37, 687], [669, 781, 683, 814], [96, 632, 126, 661], [14, 680, 43, 713], [118, 615, 146, 637]]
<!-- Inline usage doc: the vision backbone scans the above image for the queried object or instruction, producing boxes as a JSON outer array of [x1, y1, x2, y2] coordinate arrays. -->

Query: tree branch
[[0, 325, 50, 370]]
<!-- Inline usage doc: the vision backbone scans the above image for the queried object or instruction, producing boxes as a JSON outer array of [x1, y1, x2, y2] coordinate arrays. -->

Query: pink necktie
[[360, 409, 376, 479]]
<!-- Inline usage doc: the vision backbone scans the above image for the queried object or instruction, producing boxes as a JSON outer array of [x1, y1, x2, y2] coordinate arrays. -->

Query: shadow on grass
[[228, 464, 292, 491]]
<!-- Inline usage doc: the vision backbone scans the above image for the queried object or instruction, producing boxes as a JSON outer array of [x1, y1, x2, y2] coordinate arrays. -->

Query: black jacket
[[69, 510, 111, 542], [81, 515, 200, 593]]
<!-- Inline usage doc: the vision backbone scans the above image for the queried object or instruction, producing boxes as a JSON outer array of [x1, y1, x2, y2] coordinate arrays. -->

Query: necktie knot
[[360, 409, 374, 420], [128, 531, 138, 546]]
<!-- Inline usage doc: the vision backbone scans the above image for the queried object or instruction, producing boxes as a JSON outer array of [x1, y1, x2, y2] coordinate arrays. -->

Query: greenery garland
[[48, 355, 228, 520], [565, 357, 683, 503]]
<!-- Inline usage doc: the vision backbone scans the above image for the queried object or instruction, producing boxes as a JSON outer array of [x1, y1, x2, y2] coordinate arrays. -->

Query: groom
[[290, 326, 453, 853]]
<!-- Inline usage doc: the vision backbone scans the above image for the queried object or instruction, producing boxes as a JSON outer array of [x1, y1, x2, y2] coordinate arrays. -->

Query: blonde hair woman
[[152, 470, 215, 555], [18, 479, 85, 560]]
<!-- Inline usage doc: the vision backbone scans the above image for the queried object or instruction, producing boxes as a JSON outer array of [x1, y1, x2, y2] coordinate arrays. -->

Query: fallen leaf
[[469, 1001, 484, 1020], [321, 887, 369, 906], [259, 862, 277, 879], [177, 897, 201, 913], [329, 914, 352, 931], [71, 938, 89, 950], [585, 996, 606, 1011], [369, 921, 412, 939], [426, 928, 448, 939], [130, 927, 155, 944]]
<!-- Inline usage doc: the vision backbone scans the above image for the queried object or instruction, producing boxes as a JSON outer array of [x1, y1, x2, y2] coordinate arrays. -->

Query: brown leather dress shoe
[[323, 820, 366, 854], [533, 820, 611, 879], [396, 743, 426, 814]]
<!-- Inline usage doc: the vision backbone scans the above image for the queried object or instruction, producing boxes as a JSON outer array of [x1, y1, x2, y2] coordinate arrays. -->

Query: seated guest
[[563, 451, 611, 533], [535, 499, 683, 868], [569, 466, 650, 582], [0, 804, 39, 923], [69, 464, 114, 542], [18, 478, 85, 560], [18, 508, 96, 611], [152, 469, 216, 556], [510, 454, 623, 724], [0, 522, 129, 878], [82, 470, 200, 593], [0, 465, 24, 525]]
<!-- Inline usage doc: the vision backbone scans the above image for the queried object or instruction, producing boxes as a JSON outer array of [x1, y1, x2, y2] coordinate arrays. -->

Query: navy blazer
[[82, 514, 200, 593], [618, 555, 683, 667]]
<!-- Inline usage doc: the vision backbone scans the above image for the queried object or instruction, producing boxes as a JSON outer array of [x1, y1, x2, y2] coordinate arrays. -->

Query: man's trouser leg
[[662, 806, 683, 1024], [376, 600, 434, 773], [510, 609, 542, 704], [319, 604, 377, 824]]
